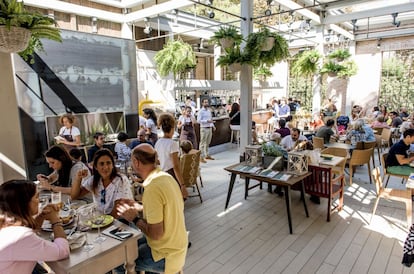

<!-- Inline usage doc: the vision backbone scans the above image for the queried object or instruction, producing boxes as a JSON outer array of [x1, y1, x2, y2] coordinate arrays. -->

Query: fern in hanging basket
[[154, 39, 196, 79], [253, 65, 273, 81], [292, 49, 322, 77], [337, 59, 358, 78], [216, 46, 250, 67], [210, 25, 243, 49], [0, 0, 61, 62], [327, 48, 351, 61]]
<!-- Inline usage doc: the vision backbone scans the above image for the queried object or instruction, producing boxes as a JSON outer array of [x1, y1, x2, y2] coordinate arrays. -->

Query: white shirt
[[59, 126, 80, 137], [145, 118, 158, 133], [197, 107, 214, 128], [280, 135, 307, 151], [154, 138, 179, 171]]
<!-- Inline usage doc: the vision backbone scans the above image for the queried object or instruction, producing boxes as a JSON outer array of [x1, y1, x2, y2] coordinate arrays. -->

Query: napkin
[[67, 232, 86, 250]]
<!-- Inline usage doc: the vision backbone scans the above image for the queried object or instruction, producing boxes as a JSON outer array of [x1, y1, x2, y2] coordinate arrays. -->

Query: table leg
[[300, 181, 309, 217], [225, 173, 237, 210], [124, 237, 138, 274], [244, 177, 250, 200], [283, 186, 293, 234]]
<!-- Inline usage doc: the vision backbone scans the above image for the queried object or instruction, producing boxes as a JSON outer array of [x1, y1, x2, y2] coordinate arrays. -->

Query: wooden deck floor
[[183, 147, 413, 274]]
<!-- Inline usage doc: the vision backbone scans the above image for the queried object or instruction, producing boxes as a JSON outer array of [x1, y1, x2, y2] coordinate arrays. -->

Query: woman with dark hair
[[115, 131, 131, 161], [155, 113, 188, 199], [177, 106, 198, 149], [55, 113, 81, 152], [275, 119, 290, 138], [0, 180, 69, 273], [36, 145, 89, 195], [229, 102, 240, 126], [143, 108, 158, 145], [71, 148, 133, 216]]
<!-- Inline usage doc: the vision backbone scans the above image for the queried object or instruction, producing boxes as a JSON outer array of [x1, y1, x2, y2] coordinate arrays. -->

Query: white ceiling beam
[[274, 0, 321, 23], [89, 0, 152, 9], [323, 3, 414, 24], [329, 24, 354, 40], [321, 0, 376, 10], [354, 27, 414, 40], [125, 0, 193, 23], [24, 0, 124, 23]]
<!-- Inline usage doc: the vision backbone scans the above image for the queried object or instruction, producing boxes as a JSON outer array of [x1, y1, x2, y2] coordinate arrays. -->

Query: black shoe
[[412, 195, 414, 202], [274, 186, 284, 197], [188, 241, 192, 248], [310, 195, 321, 204]]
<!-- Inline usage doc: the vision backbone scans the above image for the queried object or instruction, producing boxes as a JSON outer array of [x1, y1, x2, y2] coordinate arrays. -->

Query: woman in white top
[[155, 113, 188, 199], [143, 108, 158, 145], [56, 113, 81, 151], [71, 148, 133, 216], [177, 106, 198, 149]]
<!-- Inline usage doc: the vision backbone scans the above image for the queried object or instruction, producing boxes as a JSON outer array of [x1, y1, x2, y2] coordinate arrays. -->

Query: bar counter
[[194, 116, 231, 148]]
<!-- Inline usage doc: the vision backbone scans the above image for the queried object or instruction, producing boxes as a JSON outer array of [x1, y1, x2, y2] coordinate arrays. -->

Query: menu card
[[233, 165, 261, 174], [407, 173, 414, 189]]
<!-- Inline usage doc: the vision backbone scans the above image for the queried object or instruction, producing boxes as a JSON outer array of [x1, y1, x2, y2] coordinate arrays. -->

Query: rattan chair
[[370, 167, 412, 227], [376, 128, 392, 163], [356, 141, 377, 168], [380, 152, 408, 187], [321, 147, 348, 183], [312, 136, 325, 150], [348, 148, 373, 185], [180, 149, 203, 203], [304, 165, 345, 222]]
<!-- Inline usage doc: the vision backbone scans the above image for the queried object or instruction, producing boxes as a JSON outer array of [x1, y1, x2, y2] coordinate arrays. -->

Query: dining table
[[40, 218, 141, 274], [224, 163, 311, 234], [324, 142, 356, 151]]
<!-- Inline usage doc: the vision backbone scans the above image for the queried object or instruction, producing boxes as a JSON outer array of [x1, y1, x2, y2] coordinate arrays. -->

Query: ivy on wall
[[379, 50, 414, 112]]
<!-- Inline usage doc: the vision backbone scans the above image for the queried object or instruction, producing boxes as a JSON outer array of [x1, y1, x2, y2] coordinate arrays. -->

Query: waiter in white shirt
[[197, 98, 216, 163]]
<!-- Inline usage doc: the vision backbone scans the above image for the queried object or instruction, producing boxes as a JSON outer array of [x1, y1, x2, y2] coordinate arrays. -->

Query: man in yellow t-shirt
[[116, 144, 188, 274]]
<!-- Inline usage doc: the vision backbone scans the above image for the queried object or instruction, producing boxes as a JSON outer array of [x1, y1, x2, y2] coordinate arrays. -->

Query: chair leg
[[327, 196, 331, 222], [367, 162, 372, 184], [370, 196, 381, 224], [195, 181, 203, 203], [384, 175, 390, 188], [349, 166, 353, 185], [198, 175, 203, 187]]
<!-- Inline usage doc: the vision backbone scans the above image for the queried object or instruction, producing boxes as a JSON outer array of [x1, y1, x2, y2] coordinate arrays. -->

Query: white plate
[[42, 217, 75, 231]]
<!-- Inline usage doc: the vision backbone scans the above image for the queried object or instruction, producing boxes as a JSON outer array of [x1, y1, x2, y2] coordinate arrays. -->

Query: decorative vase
[[261, 37, 275, 51], [219, 38, 234, 49], [0, 26, 31, 53], [229, 63, 241, 73]]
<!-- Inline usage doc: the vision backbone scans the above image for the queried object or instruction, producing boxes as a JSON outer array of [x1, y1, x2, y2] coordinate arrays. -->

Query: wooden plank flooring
[[183, 147, 413, 274]]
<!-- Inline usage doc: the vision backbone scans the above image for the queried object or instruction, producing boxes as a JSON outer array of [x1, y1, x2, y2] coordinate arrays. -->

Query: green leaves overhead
[[291, 49, 322, 76], [154, 39, 196, 78]]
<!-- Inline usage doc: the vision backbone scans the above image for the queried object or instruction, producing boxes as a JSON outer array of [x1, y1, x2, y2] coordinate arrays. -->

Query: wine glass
[[93, 208, 107, 244], [78, 206, 94, 252], [38, 196, 49, 214]]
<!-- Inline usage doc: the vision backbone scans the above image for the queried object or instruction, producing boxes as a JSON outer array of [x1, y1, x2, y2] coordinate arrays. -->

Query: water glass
[[51, 191, 62, 208], [78, 207, 94, 252], [93, 208, 107, 244]]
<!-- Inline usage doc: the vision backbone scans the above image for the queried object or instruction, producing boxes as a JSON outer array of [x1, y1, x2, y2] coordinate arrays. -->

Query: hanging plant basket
[[219, 38, 234, 49], [229, 63, 242, 73], [328, 72, 337, 77], [261, 37, 275, 51], [0, 26, 31, 53]]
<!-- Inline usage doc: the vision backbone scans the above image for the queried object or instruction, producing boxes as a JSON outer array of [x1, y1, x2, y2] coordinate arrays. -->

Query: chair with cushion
[[312, 136, 325, 150], [348, 148, 373, 185], [180, 149, 203, 203], [380, 152, 408, 187], [304, 165, 345, 222], [370, 166, 412, 227]]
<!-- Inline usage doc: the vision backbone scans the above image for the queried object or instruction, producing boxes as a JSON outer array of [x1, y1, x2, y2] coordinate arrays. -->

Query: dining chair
[[348, 148, 373, 185], [376, 128, 392, 162], [380, 152, 408, 187], [321, 147, 348, 183], [356, 141, 377, 168], [180, 149, 203, 203], [372, 127, 383, 136], [304, 165, 345, 222], [312, 136, 325, 150], [370, 166, 412, 227]]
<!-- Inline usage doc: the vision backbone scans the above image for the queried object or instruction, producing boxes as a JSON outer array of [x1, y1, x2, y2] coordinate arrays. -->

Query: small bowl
[[321, 154, 334, 160]]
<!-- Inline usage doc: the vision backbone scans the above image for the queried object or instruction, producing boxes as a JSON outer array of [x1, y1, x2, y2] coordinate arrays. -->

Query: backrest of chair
[[363, 141, 377, 149], [356, 141, 364, 150], [371, 166, 382, 195], [313, 136, 325, 150], [180, 150, 201, 187], [373, 127, 383, 135], [350, 148, 373, 165], [381, 128, 391, 140], [304, 165, 332, 196], [381, 152, 389, 170], [321, 147, 347, 158]]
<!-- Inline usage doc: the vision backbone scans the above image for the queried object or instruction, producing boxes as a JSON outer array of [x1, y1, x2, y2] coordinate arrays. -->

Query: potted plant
[[261, 142, 287, 170], [337, 59, 358, 78], [245, 27, 290, 67], [0, 0, 61, 62], [320, 61, 345, 77], [291, 49, 322, 76], [253, 65, 273, 81], [328, 48, 351, 61], [210, 25, 243, 49], [216, 46, 249, 72], [154, 39, 196, 79]]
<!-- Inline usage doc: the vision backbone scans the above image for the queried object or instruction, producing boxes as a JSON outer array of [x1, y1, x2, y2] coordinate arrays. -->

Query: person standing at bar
[[197, 98, 215, 163]]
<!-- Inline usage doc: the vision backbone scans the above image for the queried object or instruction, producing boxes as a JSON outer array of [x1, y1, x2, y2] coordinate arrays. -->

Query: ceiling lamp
[[377, 38, 382, 49], [143, 18, 152, 35], [392, 13, 401, 27], [91, 17, 98, 33], [351, 19, 357, 33], [207, 10, 215, 19]]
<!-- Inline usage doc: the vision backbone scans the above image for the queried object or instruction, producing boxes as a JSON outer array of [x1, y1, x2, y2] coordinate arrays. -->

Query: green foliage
[[337, 60, 357, 78], [321, 61, 344, 74], [292, 49, 322, 76], [0, 0, 61, 62], [327, 48, 351, 60], [154, 39, 196, 79], [262, 142, 284, 157], [382, 57, 406, 79], [210, 25, 243, 47], [216, 46, 250, 67], [245, 27, 290, 67], [253, 65, 273, 80]]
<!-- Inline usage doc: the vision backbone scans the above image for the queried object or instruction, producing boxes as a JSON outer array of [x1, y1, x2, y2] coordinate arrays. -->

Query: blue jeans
[[114, 236, 165, 274]]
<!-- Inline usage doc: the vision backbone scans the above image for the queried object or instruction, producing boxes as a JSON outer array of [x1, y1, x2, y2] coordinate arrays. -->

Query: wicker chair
[[180, 149, 203, 203], [348, 148, 373, 185], [376, 128, 392, 163], [370, 167, 412, 227], [312, 136, 325, 150], [304, 165, 345, 222], [321, 147, 347, 183], [380, 152, 408, 187]]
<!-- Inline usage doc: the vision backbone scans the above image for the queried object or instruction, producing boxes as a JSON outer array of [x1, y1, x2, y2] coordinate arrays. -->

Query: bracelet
[[51, 221, 63, 227]]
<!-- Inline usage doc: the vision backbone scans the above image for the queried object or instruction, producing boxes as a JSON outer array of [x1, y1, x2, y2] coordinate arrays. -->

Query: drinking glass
[[38, 196, 49, 214], [78, 207, 94, 251], [51, 191, 62, 208], [93, 208, 107, 244]]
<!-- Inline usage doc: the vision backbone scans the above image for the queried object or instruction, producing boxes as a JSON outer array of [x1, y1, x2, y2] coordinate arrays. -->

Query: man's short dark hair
[[117, 132, 129, 142], [279, 119, 286, 128], [291, 128, 301, 135], [390, 111, 398, 116], [94, 132, 104, 139], [69, 148, 82, 159], [326, 119, 335, 127], [403, 128, 414, 138]]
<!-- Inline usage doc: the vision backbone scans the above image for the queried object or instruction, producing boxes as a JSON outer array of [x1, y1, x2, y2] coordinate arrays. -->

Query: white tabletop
[[319, 156, 345, 167]]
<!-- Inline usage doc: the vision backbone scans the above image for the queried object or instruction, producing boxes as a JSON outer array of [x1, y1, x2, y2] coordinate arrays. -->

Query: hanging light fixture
[[392, 13, 401, 27], [377, 38, 382, 49], [143, 17, 152, 35], [91, 17, 98, 33]]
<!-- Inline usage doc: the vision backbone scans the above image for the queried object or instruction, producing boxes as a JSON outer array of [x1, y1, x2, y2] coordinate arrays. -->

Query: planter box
[[263, 155, 284, 171]]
